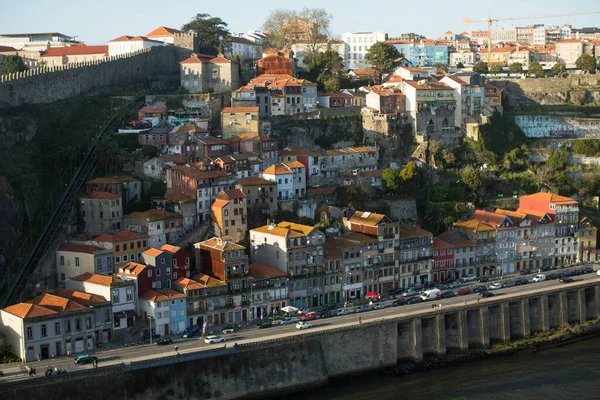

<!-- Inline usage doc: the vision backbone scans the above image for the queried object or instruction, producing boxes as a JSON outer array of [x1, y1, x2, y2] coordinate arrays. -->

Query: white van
[[420, 289, 442, 301], [532, 274, 546, 283]]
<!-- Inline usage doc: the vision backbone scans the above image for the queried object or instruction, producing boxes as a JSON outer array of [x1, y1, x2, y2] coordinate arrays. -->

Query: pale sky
[[1, 0, 598, 45]]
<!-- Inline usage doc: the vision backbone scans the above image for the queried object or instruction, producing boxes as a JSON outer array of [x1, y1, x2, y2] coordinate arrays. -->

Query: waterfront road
[[2, 269, 599, 382]]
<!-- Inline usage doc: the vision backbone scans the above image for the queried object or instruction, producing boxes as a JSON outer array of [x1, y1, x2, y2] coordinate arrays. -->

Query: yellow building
[[220, 106, 259, 139], [211, 189, 248, 243], [92, 230, 150, 271]]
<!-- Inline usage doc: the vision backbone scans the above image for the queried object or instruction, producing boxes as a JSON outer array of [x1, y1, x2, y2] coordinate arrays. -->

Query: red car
[[299, 312, 317, 322], [458, 287, 471, 296]]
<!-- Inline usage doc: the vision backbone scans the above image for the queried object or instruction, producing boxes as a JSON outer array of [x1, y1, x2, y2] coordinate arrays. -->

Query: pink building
[[432, 237, 454, 282]]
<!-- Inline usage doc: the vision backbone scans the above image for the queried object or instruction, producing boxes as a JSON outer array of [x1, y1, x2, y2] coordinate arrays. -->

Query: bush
[[572, 139, 600, 157]]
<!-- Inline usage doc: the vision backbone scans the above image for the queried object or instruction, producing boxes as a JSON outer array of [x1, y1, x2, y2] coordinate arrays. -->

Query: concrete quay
[[1, 276, 600, 399]]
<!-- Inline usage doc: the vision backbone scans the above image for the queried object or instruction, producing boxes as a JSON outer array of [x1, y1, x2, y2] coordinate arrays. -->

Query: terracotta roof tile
[[2, 303, 57, 319], [173, 277, 207, 290], [143, 248, 163, 257], [236, 177, 277, 186], [125, 209, 181, 222], [80, 191, 121, 200], [146, 26, 182, 37], [198, 236, 245, 252], [249, 263, 288, 280], [42, 45, 108, 57], [221, 106, 259, 113], [94, 230, 147, 243], [70, 272, 117, 286]]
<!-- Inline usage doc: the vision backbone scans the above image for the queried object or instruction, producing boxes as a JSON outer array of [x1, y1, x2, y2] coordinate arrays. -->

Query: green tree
[[528, 61, 545, 77], [456, 62, 465, 69], [547, 148, 569, 171], [166, 96, 184, 111], [490, 65, 504, 74], [364, 42, 400, 84], [461, 165, 481, 195], [508, 62, 523, 75], [182, 13, 230, 54], [572, 139, 600, 156], [424, 203, 450, 235], [141, 146, 158, 159], [575, 54, 597, 74], [304, 49, 344, 92], [432, 62, 448, 73], [96, 138, 127, 173], [551, 62, 567, 77], [382, 168, 400, 192], [2, 54, 26, 75], [473, 61, 488, 74], [400, 161, 419, 182]]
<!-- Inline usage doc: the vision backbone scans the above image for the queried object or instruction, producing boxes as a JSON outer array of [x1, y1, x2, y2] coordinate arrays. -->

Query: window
[[27, 326, 33, 339], [60, 256, 64, 266], [115, 256, 121, 264], [75, 257, 80, 267], [86, 318, 92, 329], [41, 324, 47, 337], [185, 257, 190, 265], [104, 309, 110, 323], [167, 267, 171, 276], [60, 273, 65, 281], [148, 269, 153, 278], [157, 269, 161, 276], [126, 287, 133, 302], [65, 320, 71, 333], [112, 289, 120, 304], [123, 243, 127, 251], [55, 322, 60, 334], [224, 210, 229, 216]]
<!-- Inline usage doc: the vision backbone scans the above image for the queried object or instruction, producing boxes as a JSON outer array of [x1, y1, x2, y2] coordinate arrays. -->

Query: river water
[[302, 337, 600, 400]]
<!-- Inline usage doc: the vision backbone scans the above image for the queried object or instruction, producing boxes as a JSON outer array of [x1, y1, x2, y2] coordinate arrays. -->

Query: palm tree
[[96, 138, 127, 173], [424, 204, 450, 235]]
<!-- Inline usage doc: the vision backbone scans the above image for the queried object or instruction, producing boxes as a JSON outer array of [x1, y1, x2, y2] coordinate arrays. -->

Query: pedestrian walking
[[37, 354, 41, 362], [464, 297, 468, 305], [432, 304, 435, 310], [67, 350, 71, 358], [51, 352, 55, 360], [174, 345, 179, 354], [477, 293, 481, 304], [438, 303, 442, 311]]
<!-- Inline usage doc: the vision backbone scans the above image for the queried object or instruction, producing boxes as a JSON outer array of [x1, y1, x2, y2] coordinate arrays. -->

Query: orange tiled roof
[[2, 303, 57, 319], [146, 26, 182, 37], [198, 236, 245, 251], [174, 277, 207, 290], [120, 261, 149, 276], [143, 248, 163, 257], [433, 237, 454, 250], [52, 289, 108, 306], [125, 209, 181, 222], [236, 177, 277, 186], [520, 192, 578, 205], [263, 163, 292, 175], [28, 293, 88, 313], [57, 242, 104, 254], [349, 211, 388, 226], [70, 272, 117, 286], [159, 244, 182, 254], [80, 191, 121, 200], [42, 45, 108, 57], [221, 106, 259, 113], [249, 263, 288, 280], [140, 289, 185, 302], [94, 230, 147, 243]]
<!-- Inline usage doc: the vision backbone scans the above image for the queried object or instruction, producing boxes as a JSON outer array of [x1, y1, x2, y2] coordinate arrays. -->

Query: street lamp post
[[149, 316, 153, 345], [250, 283, 255, 321]]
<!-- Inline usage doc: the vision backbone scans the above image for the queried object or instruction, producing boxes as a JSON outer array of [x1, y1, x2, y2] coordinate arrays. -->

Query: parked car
[[402, 288, 421, 297], [441, 291, 456, 299], [582, 267, 594, 274], [155, 337, 172, 345], [392, 298, 408, 306], [458, 287, 471, 296], [279, 317, 294, 326], [435, 284, 449, 291], [323, 304, 338, 311], [444, 277, 457, 285], [502, 280, 516, 288], [597, 269, 600, 277], [296, 321, 312, 330], [204, 335, 225, 344], [558, 271, 571, 279], [546, 273, 559, 280], [541, 266, 551, 272], [297, 308, 310, 315], [373, 303, 387, 310], [448, 280, 462, 288], [514, 278, 529, 286], [299, 312, 317, 322], [473, 285, 487, 293], [478, 277, 489, 283], [481, 290, 495, 298], [462, 274, 477, 282], [337, 308, 352, 316], [74, 355, 98, 365], [532, 274, 546, 283], [182, 325, 200, 338], [257, 321, 273, 329], [406, 297, 423, 305], [355, 305, 372, 313], [390, 288, 404, 296], [488, 282, 502, 290], [222, 325, 236, 334], [560, 277, 574, 283], [519, 269, 532, 276], [319, 310, 335, 318]]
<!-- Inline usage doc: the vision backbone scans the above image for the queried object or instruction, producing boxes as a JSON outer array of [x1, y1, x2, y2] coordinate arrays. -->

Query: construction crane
[[463, 11, 600, 52]]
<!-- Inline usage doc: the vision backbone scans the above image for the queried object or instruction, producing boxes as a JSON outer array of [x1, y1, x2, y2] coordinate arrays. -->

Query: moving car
[[560, 277, 574, 283], [297, 308, 310, 315], [481, 290, 495, 298], [458, 287, 471, 296], [502, 280, 516, 288], [473, 285, 487, 293], [74, 355, 98, 365], [337, 308, 351, 316], [222, 325, 236, 334], [296, 321, 312, 330], [392, 298, 408, 306], [257, 321, 273, 329], [444, 277, 457, 285], [299, 312, 317, 322], [354, 305, 372, 313], [514, 278, 529, 286], [420, 289, 442, 301], [546, 273, 559, 280], [279, 317, 294, 326], [373, 303, 387, 310], [182, 325, 201, 338], [488, 282, 502, 290], [155, 337, 172, 345], [204, 335, 225, 344], [532, 274, 546, 283], [406, 297, 423, 305], [462, 274, 477, 282], [441, 291, 456, 299]]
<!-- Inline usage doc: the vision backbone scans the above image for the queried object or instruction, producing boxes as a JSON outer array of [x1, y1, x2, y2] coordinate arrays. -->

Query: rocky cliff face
[[0, 116, 38, 267]]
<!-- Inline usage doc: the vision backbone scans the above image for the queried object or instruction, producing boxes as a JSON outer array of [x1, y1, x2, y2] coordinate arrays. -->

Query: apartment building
[[211, 189, 247, 243], [342, 31, 387, 69], [56, 243, 113, 285], [262, 162, 306, 200], [79, 192, 123, 236], [235, 177, 278, 217], [123, 209, 183, 248]]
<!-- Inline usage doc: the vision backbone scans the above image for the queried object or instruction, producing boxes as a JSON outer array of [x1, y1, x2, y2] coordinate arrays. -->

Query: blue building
[[164, 288, 187, 335], [387, 40, 449, 67]]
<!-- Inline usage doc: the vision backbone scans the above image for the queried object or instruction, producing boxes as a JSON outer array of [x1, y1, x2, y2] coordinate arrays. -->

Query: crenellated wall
[[2, 281, 600, 400], [0, 46, 191, 107]]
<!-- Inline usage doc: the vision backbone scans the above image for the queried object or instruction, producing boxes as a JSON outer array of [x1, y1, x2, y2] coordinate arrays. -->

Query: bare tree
[[531, 163, 555, 190], [262, 8, 331, 53], [262, 9, 301, 49], [298, 8, 332, 62]]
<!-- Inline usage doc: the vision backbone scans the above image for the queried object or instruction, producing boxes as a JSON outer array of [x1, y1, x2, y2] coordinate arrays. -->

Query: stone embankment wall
[[492, 75, 600, 110], [3, 281, 600, 400], [0, 46, 190, 107]]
